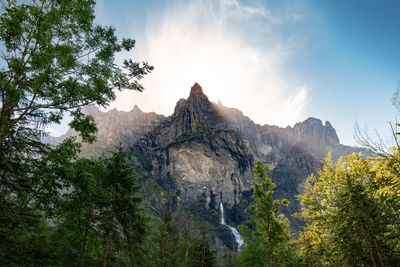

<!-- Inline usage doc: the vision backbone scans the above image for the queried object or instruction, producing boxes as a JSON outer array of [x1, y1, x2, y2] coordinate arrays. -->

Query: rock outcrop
[[55, 83, 368, 253]]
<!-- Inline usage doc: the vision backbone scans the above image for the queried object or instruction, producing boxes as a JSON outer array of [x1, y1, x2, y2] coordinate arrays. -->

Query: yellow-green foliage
[[298, 153, 400, 266], [372, 149, 400, 201]]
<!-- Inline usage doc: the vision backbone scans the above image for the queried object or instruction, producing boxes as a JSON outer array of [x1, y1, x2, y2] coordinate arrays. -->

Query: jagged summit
[[174, 83, 210, 111], [188, 83, 209, 101], [132, 105, 143, 113], [173, 83, 213, 113], [82, 104, 101, 116], [169, 83, 220, 135]]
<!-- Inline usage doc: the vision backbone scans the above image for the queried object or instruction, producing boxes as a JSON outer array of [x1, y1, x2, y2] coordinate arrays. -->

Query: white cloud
[[220, 0, 268, 17], [109, 0, 308, 127], [241, 6, 268, 17], [218, 0, 272, 23], [220, 0, 240, 8]]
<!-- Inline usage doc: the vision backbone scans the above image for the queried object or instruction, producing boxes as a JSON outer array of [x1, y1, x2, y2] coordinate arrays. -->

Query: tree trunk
[[183, 231, 191, 267], [372, 237, 385, 266], [80, 210, 92, 262], [348, 179, 378, 267], [269, 251, 274, 267], [201, 240, 205, 267], [103, 230, 111, 267], [80, 224, 89, 262], [103, 180, 117, 267]]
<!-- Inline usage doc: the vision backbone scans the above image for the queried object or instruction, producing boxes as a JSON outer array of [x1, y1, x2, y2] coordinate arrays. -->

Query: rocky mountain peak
[[82, 104, 101, 116], [174, 83, 211, 112], [293, 117, 340, 150], [302, 117, 323, 127], [172, 83, 215, 121], [161, 83, 226, 140], [325, 120, 333, 128], [188, 83, 209, 101], [132, 105, 143, 113]]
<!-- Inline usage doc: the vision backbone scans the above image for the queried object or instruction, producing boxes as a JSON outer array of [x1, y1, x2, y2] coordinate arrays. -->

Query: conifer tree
[[238, 161, 300, 267], [298, 153, 400, 266]]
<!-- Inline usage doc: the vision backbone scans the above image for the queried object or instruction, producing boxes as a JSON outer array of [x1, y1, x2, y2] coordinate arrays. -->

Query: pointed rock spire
[[132, 105, 143, 113], [189, 83, 209, 101], [170, 83, 221, 135]]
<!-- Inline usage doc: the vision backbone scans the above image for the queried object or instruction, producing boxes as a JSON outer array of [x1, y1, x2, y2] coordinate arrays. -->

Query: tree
[[0, 0, 152, 201], [147, 206, 217, 267], [298, 153, 400, 266], [220, 247, 239, 267], [0, 0, 152, 146], [0, 136, 80, 265], [97, 148, 150, 266], [47, 147, 150, 266], [355, 85, 400, 162], [51, 154, 105, 266], [0, 0, 152, 212], [238, 161, 300, 267], [0, 1, 152, 262], [186, 229, 216, 267], [0, 199, 57, 265]]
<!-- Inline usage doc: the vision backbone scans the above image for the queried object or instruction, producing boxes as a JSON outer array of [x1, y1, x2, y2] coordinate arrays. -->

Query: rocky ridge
[[55, 83, 368, 253]]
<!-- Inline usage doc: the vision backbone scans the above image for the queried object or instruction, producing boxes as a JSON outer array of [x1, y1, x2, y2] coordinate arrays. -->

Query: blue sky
[[53, 0, 400, 146]]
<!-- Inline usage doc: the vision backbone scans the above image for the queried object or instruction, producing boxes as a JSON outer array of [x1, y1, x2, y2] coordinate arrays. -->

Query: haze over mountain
[[56, 83, 368, 253]]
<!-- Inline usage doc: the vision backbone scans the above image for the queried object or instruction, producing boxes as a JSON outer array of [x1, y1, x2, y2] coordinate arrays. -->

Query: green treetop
[[298, 153, 400, 266], [238, 161, 300, 267], [0, 0, 152, 146]]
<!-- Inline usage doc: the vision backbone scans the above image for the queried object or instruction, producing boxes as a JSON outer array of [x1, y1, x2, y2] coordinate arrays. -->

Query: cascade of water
[[219, 202, 226, 225], [219, 202, 244, 248]]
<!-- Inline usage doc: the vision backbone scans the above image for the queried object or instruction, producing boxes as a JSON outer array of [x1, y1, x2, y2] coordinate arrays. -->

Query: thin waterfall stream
[[219, 202, 244, 248]]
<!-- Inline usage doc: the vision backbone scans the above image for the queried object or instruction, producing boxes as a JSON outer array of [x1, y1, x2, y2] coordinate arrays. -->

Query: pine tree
[[238, 161, 300, 267], [298, 153, 400, 266]]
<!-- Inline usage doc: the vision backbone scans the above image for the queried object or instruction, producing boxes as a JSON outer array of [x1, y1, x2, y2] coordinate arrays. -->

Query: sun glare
[[109, 1, 308, 127]]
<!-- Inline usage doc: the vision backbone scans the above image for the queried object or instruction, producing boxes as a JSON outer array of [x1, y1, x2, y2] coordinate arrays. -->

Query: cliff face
[[56, 83, 367, 253], [143, 84, 255, 209], [59, 105, 165, 157]]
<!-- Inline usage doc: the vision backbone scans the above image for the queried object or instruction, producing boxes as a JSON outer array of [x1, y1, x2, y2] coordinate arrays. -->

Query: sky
[[51, 0, 400, 146]]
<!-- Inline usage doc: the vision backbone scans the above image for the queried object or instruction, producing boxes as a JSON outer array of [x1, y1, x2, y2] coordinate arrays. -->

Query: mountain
[[55, 83, 368, 254]]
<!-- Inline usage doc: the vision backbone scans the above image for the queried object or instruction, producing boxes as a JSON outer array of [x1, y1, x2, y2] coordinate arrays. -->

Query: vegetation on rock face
[[160, 129, 229, 151]]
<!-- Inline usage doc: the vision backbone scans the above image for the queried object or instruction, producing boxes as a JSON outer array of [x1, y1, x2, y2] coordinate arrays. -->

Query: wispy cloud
[[220, 0, 270, 18], [242, 6, 268, 17], [110, 0, 308, 127]]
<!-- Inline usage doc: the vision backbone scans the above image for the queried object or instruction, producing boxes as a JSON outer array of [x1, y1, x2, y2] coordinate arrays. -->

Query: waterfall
[[219, 202, 226, 225], [219, 202, 244, 248]]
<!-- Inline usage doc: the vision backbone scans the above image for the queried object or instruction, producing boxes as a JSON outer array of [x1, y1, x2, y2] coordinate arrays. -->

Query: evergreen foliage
[[298, 153, 400, 266], [238, 161, 301, 267], [148, 208, 217, 267]]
